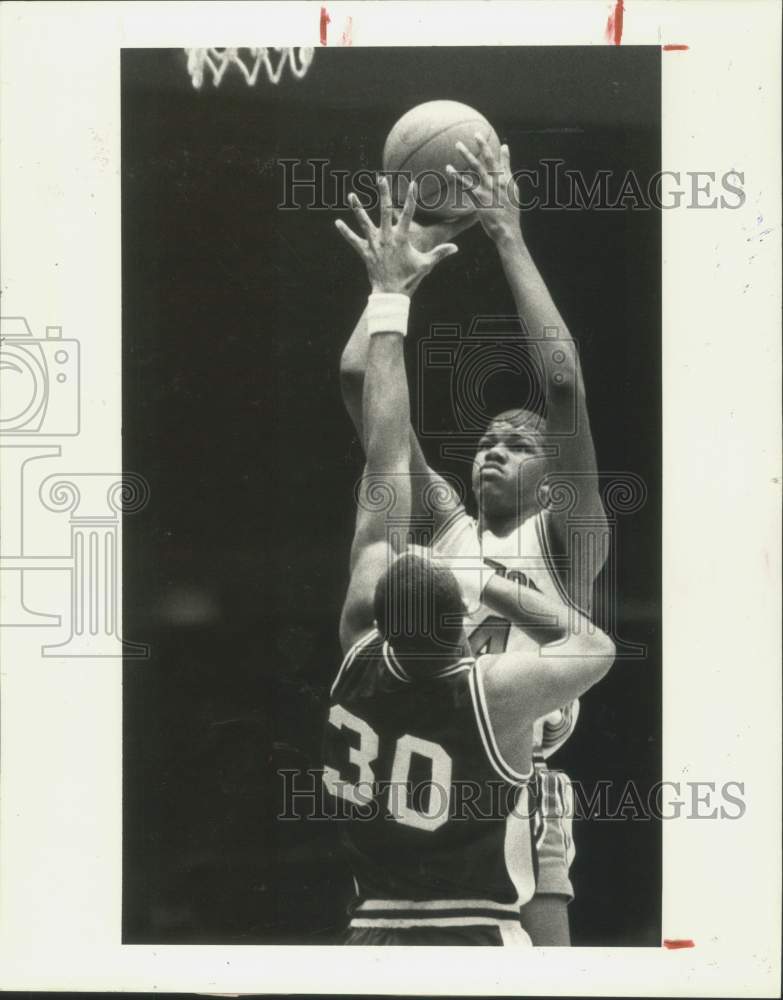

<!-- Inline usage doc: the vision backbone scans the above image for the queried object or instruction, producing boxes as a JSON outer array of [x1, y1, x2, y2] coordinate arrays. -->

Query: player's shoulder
[[420, 655, 476, 702], [472, 650, 508, 683], [520, 507, 549, 543], [330, 627, 384, 698], [432, 507, 479, 555]]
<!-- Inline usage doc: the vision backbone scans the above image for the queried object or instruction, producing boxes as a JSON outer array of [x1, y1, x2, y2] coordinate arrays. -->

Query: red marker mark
[[341, 15, 353, 47], [605, 0, 624, 45], [320, 6, 331, 46], [663, 44, 689, 51], [663, 939, 695, 949]]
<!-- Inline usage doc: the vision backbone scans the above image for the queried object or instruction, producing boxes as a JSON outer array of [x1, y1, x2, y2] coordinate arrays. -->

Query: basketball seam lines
[[390, 120, 492, 175]]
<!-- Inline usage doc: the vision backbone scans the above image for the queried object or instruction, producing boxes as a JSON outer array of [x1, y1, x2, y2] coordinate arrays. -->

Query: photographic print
[[121, 44, 662, 948]]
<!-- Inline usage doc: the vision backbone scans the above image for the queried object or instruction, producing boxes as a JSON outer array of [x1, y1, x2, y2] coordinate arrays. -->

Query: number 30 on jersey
[[323, 704, 452, 832]]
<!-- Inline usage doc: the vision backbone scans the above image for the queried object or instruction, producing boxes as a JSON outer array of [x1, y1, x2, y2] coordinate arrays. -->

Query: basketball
[[383, 100, 501, 217]]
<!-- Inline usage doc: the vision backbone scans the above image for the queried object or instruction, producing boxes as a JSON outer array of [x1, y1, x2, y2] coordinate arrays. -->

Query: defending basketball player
[[338, 138, 609, 945], [326, 177, 615, 946]]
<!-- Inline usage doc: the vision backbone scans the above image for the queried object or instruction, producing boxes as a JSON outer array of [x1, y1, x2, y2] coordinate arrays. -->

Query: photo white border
[[1, 1, 780, 994]]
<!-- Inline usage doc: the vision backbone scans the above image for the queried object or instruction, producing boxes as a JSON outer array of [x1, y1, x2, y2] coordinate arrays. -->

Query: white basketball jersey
[[431, 508, 581, 758]]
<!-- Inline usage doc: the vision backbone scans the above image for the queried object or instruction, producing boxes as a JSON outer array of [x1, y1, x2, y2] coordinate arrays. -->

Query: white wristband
[[366, 292, 410, 337]]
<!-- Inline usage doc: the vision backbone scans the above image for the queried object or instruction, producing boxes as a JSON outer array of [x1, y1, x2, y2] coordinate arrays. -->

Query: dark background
[[122, 47, 661, 945]]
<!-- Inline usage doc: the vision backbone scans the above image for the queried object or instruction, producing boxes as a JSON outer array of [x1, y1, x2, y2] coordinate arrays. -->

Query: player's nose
[[483, 445, 507, 465]]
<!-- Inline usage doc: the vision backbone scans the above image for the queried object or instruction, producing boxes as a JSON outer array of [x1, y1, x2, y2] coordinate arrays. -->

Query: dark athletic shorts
[[345, 923, 531, 946]]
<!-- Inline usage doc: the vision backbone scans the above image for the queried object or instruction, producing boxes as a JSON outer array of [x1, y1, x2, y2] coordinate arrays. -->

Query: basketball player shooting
[[325, 177, 615, 947], [338, 128, 609, 946]]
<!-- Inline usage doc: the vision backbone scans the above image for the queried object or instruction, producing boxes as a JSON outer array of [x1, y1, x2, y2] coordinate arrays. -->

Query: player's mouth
[[480, 462, 505, 479]]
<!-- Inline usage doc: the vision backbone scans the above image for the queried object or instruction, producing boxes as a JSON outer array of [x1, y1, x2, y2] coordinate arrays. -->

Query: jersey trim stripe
[[473, 658, 534, 782], [330, 629, 379, 697], [468, 660, 533, 785], [350, 915, 524, 930], [468, 664, 511, 783], [432, 657, 474, 679], [354, 897, 521, 915], [382, 641, 412, 683], [384, 644, 473, 681]]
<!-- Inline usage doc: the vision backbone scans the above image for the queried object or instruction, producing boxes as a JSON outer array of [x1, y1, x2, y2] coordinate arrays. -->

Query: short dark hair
[[373, 552, 466, 666], [487, 407, 547, 435]]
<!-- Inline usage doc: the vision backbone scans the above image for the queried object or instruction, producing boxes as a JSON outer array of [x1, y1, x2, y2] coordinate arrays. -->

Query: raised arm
[[431, 552, 567, 645], [339, 213, 475, 536], [336, 179, 460, 652], [452, 552, 615, 776], [448, 139, 609, 610], [484, 590, 615, 733]]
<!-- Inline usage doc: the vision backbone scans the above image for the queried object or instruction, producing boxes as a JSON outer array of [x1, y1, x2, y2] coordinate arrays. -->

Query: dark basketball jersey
[[323, 629, 541, 931]]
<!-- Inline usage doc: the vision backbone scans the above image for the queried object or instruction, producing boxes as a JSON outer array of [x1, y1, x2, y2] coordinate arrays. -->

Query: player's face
[[472, 417, 548, 519]]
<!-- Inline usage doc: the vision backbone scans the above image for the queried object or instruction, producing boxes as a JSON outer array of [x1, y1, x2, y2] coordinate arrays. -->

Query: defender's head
[[471, 408, 549, 524], [374, 551, 467, 669]]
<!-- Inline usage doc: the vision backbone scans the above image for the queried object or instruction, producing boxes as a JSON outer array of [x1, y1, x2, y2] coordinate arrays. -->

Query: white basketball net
[[185, 47, 315, 89]]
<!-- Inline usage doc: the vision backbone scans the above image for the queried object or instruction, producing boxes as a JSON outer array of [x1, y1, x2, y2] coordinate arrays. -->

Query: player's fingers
[[378, 175, 394, 238], [334, 218, 368, 256], [348, 193, 376, 241], [426, 242, 459, 267], [396, 180, 418, 235], [474, 133, 498, 173], [455, 140, 490, 185], [445, 164, 470, 185], [446, 164, 481, 205]]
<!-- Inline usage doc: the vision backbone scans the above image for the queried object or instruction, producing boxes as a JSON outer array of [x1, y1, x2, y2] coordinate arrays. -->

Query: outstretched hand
[[335, 177, 459, 295], [446, 137, 522, 244], [398, 209, 478, 256]]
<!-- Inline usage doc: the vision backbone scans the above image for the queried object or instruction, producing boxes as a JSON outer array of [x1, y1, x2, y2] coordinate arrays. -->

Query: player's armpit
[[541, 370, 609, 594], [408, 430, 466, 533], [339, 317, 465, 539], [545, 374, 605, 515], [492, 226, 608, 592]]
